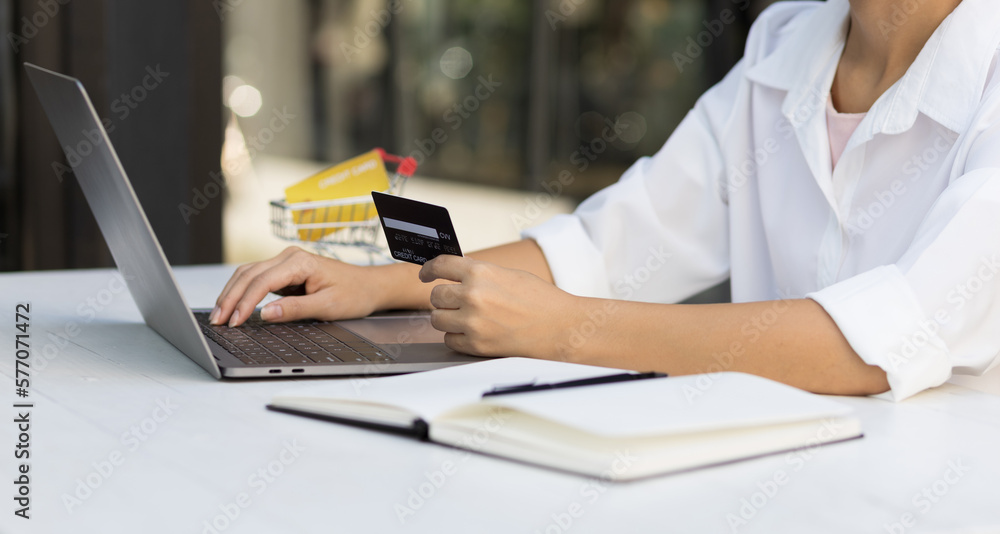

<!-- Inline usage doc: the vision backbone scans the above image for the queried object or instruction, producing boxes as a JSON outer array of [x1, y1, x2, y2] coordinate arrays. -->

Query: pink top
[[826, 96, 866, 169]]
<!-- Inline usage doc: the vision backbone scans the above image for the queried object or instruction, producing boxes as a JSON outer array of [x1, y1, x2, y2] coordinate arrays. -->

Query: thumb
[[260, 294, 330, 323]]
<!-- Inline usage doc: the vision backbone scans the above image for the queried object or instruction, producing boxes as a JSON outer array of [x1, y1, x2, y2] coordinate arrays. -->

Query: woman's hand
[[212, 246, 391, 327], [418, 255, 580, 358]]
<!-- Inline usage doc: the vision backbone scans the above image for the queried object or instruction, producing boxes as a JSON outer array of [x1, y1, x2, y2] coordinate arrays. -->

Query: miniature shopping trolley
[[269, 149, 418, 263]]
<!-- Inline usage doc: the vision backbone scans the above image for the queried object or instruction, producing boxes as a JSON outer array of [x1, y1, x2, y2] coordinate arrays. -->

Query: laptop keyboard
[[194, 311, 393, 366]]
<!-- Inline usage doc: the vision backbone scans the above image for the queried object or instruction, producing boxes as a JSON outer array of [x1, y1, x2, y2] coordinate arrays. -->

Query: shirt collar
[[745, 0, 849, 127], [746, 0, 1000, 135]]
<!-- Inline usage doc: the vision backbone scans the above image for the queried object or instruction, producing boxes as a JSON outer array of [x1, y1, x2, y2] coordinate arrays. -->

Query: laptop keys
[[194, 312, 392, 366]]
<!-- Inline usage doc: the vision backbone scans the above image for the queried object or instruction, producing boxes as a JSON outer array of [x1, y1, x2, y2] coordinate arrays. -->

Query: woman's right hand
[[211, 246, 395, 327]]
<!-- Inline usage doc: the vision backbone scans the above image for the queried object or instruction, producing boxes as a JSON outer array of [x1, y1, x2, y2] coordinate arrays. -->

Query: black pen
[[482, 371, 668, 398]]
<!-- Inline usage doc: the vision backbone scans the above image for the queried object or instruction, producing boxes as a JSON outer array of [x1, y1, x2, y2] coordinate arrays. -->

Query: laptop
[[25, 62, 481, 379]]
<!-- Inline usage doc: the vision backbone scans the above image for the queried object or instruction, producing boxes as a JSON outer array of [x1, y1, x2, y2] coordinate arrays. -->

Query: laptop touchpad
[[336, 315, 446, 345]]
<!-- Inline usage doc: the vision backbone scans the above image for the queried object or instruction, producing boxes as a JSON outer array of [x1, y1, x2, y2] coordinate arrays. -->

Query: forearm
[[375, 239, 553, 310], [559, 297, 890, 396]]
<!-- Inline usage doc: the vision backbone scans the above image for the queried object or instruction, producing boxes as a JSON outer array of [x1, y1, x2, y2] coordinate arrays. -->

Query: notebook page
[[478, 372, 854, 437], [272, 357, 623, 421]]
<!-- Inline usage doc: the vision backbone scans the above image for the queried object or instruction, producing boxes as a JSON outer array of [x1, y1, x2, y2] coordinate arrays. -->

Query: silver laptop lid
[[25, 63, 222, 379]]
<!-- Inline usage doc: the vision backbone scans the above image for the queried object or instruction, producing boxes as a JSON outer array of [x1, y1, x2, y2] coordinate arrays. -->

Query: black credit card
[[372, 191, 463, 265]]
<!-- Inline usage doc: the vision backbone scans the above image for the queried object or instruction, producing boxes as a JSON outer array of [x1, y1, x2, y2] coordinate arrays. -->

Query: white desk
[[2, 266, 999, 534]]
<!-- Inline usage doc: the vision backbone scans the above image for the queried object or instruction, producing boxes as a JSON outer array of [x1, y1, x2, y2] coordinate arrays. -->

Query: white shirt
[[523, 0, 1000, 401]]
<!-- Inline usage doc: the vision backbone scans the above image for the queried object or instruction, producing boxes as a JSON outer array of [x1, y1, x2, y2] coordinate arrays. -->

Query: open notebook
[[268, 358, 862, 480]]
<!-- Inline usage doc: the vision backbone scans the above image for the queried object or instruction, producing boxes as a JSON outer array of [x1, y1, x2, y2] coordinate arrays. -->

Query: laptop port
[[269, 369, 281, 374], [292, 369, 305, 373]]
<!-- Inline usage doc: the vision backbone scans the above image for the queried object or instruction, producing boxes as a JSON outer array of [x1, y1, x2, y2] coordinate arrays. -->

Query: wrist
[[370, 262, 424, 310], [546, 294, 592, 363], [550, 296, 623, 365]]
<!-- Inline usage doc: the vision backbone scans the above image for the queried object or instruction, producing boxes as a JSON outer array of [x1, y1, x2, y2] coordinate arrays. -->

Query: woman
[[212, 0, 1000, 401]]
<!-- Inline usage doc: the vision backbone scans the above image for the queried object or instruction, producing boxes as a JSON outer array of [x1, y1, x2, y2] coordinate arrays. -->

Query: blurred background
[[0, 0, 778, 276]]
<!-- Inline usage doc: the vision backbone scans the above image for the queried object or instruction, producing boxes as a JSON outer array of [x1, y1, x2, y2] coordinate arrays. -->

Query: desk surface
[[1, 266, 999, 534]]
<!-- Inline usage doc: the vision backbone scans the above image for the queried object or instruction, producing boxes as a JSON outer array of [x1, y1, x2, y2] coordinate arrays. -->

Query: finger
[[214, 262, 273, 324], [216, 247, 299, 305], [430, 308, 466, 333], [230, 259, 305, 326], [216, 263, 252, 308], [429, 283, 465, 309], [214, 248, 302, 323], [418, 254, 474, 284], [261, 292, 334, 323]]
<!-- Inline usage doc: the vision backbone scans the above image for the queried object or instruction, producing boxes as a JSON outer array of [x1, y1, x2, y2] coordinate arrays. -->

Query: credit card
[[372, 191, 463, 265]]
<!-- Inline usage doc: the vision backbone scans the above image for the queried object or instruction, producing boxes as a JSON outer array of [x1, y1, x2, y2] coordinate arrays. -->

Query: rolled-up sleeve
[[522, 62, 741, 303], [809, 99, 1000, 401]]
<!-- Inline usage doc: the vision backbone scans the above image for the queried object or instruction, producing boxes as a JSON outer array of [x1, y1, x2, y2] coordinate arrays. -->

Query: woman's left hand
[[418, 255, 579, 359]]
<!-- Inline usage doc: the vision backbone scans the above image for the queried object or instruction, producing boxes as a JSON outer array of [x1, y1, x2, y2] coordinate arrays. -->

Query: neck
[[833, 0, 963, 112], [847, 0, 962, 68]]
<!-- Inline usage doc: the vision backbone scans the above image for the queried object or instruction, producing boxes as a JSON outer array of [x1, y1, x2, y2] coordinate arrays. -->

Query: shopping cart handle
[[374, 148, 419, 177]]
